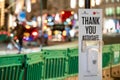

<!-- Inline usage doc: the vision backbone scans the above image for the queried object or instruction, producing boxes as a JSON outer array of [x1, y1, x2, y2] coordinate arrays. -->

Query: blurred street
[[0, 39, 78, 55], [0, 33, 120, 55]]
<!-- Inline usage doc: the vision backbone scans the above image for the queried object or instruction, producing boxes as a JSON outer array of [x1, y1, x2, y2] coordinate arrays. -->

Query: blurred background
[[0, 0, 120, 47]]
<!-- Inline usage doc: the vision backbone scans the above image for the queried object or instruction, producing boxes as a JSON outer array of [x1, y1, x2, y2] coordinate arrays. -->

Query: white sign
[[79, 9, 102, 80]]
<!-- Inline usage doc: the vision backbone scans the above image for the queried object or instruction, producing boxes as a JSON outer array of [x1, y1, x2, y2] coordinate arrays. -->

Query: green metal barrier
[[42, 49, 67, 80], [0, 54, 25, 80], [111, 44, 120, 65], [102, 52, 111, 68], [102, 45, 112, 68], [0, 34, 10, 42], [67, 48, 78, 76], [25, 52, 43, 80], [0, 44, 120, 80]]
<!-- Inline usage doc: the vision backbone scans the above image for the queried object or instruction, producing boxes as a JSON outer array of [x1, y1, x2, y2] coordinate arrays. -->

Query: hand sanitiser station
[[79, 9, 102, 80]]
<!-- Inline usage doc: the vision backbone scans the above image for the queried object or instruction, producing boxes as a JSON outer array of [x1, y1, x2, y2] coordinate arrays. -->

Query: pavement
[[0, 40, 78, 55], [0, 33, 120, 55], [43, 40, 78, 50]]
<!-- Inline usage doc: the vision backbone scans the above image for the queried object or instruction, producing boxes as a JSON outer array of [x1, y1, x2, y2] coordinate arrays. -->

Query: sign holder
[[79, 9, 102, 80]]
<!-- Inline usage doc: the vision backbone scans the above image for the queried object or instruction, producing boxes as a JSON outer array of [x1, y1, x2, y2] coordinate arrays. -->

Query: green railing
[[102, 45, 112, 67], [25, 52, 43, 80], [42, 49, 67, 80], [0, 54, 25, 80], [111, 44, 120, 65], [67, 48, 78, 76], [0, 34, 10, 42], [0, 44, 120, 80]]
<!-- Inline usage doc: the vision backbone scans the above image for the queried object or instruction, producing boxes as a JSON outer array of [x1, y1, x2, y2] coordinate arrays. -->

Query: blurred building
[[0, 0, 5, 28], [1, 0, 120, 34], [3, 0, 47, 30], [69, 0, 120, 33], [0, 0, 70, 30], [92, 0, 120, 33]]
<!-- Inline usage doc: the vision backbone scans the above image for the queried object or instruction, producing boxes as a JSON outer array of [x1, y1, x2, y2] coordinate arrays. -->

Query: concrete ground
[[0, 40, 78, 55]]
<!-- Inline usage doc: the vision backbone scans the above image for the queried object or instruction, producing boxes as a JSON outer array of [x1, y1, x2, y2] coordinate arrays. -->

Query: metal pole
[[40, 0, 43, 50], [40, 0, 43, 28], [85, 0, 91, 8]]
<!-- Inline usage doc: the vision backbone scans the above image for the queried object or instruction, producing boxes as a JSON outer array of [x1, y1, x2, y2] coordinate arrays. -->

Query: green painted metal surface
[[67, 48, 78, 76], [102, 45, 112, 53], [0, 34, 10, 42], [0, 54, 25, 80], [0, 44, 120, 80], [102, 45, 112, 68], [25, 52, 43, 80], [111, 44, 120, 65], [102, 52, 111, 67], [42, 49, 67, 80]]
